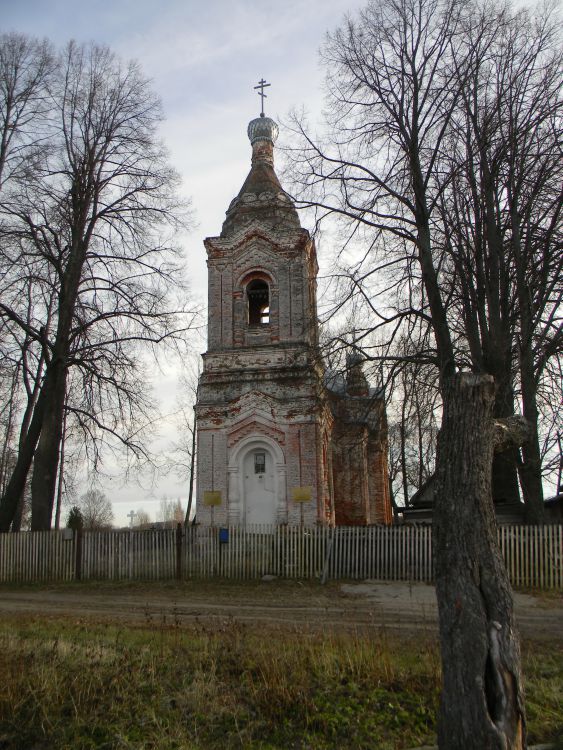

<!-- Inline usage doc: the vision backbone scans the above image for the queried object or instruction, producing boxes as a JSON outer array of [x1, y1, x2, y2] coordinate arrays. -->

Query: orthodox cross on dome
[[254, 78, 271, 117]]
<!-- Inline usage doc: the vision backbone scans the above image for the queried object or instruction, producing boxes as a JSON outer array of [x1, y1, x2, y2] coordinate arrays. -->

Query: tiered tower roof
[[221, 112, 300, 238]]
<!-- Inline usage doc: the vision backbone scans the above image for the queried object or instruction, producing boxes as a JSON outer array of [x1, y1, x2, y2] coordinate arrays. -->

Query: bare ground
[[0, 579, 561, 641]]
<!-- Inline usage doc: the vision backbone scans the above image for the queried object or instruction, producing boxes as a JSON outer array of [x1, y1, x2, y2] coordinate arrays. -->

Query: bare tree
[[0, 33, 54, 529], [0, 40, 195, 531], [285, 0, 546, 744], [387, 344, 440, 506], [437, 3, 563, 520], [134, 508, 151, 528], [0, 32, 54, 188], [77, 487, 113, 530], [159, 496, 184, 528]]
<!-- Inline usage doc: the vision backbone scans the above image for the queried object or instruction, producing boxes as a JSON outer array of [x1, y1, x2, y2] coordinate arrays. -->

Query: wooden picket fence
[[0, 524, 561, 589]]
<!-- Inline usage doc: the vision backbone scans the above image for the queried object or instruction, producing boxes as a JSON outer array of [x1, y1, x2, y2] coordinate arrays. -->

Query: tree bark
[[518, 350, 545, 524], [492, 450, 521, 506], [492, 378, 523, 510], [30, 360, 67, 530], [53, 404, 67, 530], [491, 378, 521, 508], [0, 364, 19, 495], [400, 422, 409, 506], [0, 388, 45, 531], [10, 359, 45, 532], [434, 373, 525, 749], [30, 219, 88, 529], [184, 408, 197, 527]]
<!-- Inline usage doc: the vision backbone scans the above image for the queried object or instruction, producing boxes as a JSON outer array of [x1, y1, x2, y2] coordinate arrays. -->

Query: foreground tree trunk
[[434, 373, 525, 749]]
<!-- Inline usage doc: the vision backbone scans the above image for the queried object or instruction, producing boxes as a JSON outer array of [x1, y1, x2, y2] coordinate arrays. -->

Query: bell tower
[[205, 113, 319, 354], [195, 96, 333, 526]]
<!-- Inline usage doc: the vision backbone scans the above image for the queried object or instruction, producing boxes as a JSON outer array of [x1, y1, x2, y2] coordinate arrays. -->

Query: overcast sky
[[2, 0, 366, 525], [3, 0, 366, 255]]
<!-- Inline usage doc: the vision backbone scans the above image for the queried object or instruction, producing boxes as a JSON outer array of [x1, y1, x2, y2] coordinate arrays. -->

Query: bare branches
[[0, 33, 55, 189], [0, 37, 195, 531], [284, 0, 562, 513], [286, 2, 560, 738]]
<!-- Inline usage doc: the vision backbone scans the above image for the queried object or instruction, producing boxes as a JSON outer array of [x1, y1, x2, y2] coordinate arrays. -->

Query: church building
[[195, 93, 392, 527]]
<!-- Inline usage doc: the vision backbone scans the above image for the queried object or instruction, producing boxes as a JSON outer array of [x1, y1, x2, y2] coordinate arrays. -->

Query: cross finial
[[254, 78, 271, 117]]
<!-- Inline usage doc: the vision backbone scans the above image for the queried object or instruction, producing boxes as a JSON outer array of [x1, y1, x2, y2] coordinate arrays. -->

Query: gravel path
[[0, 579, 561, 640]]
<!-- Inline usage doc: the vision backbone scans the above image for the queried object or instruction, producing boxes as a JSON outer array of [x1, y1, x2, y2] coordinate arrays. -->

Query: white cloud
[[3, 0, 367, 523]]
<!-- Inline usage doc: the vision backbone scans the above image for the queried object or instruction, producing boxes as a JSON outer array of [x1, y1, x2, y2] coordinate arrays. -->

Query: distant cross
[[127, 510, 136, 528], [254, 78, 271, 116]]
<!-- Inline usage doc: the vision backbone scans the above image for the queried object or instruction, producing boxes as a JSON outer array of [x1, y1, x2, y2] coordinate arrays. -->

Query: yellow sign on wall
[[292, 486, 312, 502], [203, 491, 222, 506]]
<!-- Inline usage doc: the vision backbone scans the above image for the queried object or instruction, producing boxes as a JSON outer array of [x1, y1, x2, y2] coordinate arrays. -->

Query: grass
[[0, 614, 561, 749]]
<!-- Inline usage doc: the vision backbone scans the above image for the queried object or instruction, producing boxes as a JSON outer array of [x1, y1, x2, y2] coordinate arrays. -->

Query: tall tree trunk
[[0, 363, 20, 495], [184, 409, 197, 527], [479, 160, 521, 508], [29, 224, 87, 530], [400, 422, 409, 506], [556, 433, 562, 497], [492, 450, 521, 506], [10, 491, 27, 533], [0, 388, 46, 531], [434, 373, 525, 749], [30, 358, 67, 530], [518, 349, 544, 524], [510, 202, 545, 523], [492, 377, 521, 508], [415, 391, 424, 488], [54, 403, 68, 530], [388, 475, 400, 521], [10, 361, 45, 532]]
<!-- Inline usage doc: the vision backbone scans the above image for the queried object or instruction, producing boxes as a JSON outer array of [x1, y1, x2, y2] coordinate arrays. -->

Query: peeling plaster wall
[[195, 132, 391, 527]]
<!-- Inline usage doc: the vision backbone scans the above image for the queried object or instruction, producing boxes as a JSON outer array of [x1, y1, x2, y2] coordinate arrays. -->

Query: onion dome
[[221, 113, 300, 238], [247, 114, 279, 145]]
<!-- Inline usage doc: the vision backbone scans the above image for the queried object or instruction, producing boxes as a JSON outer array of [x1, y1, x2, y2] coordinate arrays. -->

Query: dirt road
[[0, 579, 561, 640]]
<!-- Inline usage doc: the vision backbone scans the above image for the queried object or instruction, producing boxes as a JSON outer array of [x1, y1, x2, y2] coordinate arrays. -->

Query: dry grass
[[0, 614, 560, 749]]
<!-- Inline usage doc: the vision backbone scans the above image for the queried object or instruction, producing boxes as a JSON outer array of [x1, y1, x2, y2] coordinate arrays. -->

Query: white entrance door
[[243, 447, 276, 524]]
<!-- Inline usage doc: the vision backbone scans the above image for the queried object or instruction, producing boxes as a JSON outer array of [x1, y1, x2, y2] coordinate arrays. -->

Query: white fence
[[0, 530, 76, 582], [0, 524, 561, 589]]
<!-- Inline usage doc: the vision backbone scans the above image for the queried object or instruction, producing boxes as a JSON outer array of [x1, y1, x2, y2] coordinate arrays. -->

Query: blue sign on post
[[219, 528, 229, 544]]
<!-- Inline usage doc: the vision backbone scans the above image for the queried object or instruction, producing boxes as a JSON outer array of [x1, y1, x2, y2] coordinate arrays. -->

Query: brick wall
[[196, 125, 391, 527]]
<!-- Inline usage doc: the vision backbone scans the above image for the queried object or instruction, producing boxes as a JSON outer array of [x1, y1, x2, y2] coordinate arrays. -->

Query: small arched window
[[247, 279, 270, 325]]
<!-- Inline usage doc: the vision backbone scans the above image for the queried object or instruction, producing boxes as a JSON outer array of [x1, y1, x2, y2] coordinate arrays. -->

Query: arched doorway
[[242, 445, 276, 524], [227, 435, 286, 525]]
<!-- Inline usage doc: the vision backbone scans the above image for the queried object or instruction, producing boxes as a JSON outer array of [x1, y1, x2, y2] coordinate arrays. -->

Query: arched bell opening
[[247, 279, 270, 325]]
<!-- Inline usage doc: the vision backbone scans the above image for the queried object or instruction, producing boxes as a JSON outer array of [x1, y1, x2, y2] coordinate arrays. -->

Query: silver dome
[[247, 115, 279, 145]]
